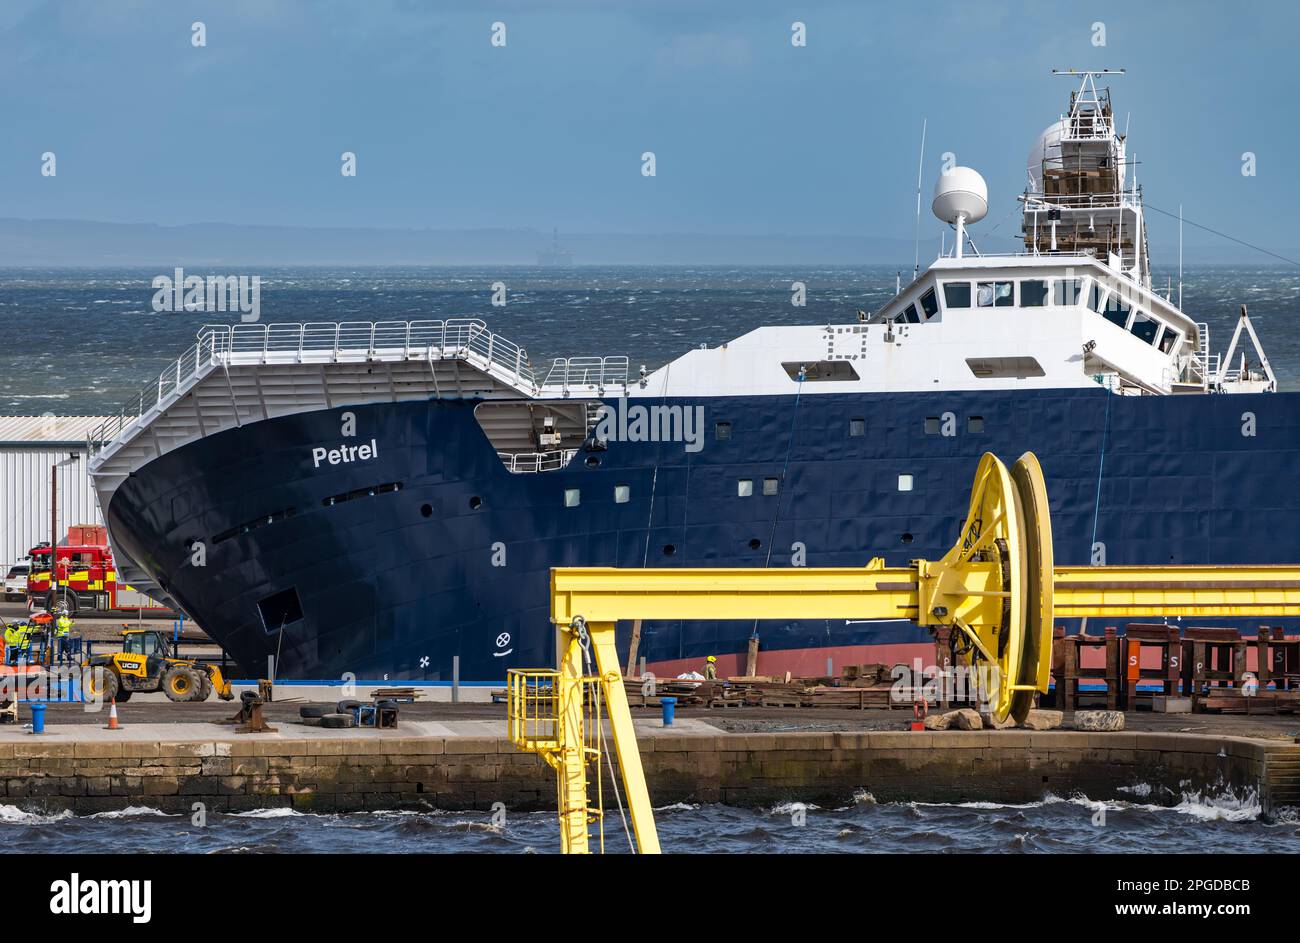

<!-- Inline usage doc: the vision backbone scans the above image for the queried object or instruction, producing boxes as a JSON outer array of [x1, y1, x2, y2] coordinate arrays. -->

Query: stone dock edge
[[2, 730, 1298, 819]]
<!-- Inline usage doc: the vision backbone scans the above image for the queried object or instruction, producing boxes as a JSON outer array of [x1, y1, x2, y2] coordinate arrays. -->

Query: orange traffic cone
[[105, 698, 121, 730]]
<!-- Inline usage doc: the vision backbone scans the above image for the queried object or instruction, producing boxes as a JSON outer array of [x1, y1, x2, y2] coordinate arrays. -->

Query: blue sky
[[1, 0, 1295, 253]]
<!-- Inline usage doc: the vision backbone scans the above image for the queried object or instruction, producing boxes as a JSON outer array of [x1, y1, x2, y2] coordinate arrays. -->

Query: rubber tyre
[[336, 699, 362, 714], [162, 666, 200, 702], [301, 716, 322, 727], [85, 666, 119, 702], [116, 689, 133, 703], [375, 699, 399, 711], [195, 674, 213, 703], [47, 592, 76, 617], [320, 713, 355, 729], [299, 705, 333, 719]]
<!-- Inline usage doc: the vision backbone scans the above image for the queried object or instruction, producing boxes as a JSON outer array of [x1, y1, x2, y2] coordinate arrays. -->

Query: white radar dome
[[932, 166, 988, 226], [1026, 119, 1067, 194]]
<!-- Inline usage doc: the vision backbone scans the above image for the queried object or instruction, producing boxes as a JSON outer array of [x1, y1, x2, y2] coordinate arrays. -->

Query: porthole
[[748, 538, 762, 550], [469, 496, 483, 510], [585, 455, 601, 467], [662, 544, 676, 557], [420, 504, 433, 518], [901, 533, 914, 544]]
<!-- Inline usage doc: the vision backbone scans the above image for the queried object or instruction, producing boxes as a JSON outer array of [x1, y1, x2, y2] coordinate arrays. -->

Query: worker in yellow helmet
[[55, 613, 73, 662], [4, 620, 33, 664], [704, 655, 718, 681], [3, 621, 24, 665]]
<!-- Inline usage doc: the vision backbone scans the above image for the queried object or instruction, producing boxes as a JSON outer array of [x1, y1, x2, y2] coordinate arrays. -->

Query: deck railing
[[87, 319, 609, 458], [543, 356, 630, 390], [497, 449, 578, 474]]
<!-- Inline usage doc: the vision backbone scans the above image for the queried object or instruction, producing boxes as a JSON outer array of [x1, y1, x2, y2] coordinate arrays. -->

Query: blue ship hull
[[102, 387, 1300, 681]]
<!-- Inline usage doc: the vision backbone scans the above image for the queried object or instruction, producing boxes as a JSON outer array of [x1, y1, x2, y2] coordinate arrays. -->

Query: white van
[[4, 558, 30, 601]]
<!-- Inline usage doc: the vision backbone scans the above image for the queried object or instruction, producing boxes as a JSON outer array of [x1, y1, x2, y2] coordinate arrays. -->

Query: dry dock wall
[[1, 731, 1296, 818]]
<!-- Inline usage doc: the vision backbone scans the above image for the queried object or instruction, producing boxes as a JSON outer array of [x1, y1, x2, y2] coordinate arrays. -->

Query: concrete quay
[[1, 702, 1296, 819]]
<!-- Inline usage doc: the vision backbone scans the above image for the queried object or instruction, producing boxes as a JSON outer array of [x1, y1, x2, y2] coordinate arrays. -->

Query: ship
[[86, 71, 1284, 684], [537, 228, 574, 267]]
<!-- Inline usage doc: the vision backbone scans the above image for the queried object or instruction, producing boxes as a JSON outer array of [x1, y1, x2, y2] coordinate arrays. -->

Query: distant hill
[[0, 218, 1289, 267]]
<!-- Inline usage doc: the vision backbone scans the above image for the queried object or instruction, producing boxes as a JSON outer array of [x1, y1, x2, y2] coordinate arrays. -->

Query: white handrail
[[498, 450, 578, 473], [88, 319, 618, 457]]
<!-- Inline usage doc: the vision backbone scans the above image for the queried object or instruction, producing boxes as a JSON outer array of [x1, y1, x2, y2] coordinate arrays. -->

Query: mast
[[1023, 70, 1148, 287]]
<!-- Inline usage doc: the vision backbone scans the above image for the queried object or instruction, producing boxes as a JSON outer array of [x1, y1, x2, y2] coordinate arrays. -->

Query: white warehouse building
[[0, 416, 111, 569]]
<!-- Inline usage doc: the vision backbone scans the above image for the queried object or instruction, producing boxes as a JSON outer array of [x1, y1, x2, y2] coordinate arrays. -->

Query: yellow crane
[[507, 452, 1300, 853]]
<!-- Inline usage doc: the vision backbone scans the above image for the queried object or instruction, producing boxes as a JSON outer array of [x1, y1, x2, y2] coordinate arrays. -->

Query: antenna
[[913, 118, 927, 280], [1178, 203, 1184, 309]]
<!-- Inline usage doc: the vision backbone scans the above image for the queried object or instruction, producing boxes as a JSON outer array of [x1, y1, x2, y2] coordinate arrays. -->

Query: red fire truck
[[25, 539, 171, 617]]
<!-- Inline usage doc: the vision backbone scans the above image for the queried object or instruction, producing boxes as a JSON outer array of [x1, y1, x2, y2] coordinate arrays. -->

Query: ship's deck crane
[[507, 452, 1300, 853]]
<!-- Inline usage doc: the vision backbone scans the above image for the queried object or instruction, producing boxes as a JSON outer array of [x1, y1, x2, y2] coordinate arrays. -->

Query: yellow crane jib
[[511, 451, 1300, 853]]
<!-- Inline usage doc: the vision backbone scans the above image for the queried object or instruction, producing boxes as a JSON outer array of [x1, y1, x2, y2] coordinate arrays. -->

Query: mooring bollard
[[30, 702, 46, 735], [660, 696, 676, 727]]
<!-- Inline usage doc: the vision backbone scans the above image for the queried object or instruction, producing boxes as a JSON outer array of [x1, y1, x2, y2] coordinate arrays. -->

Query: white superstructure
[[639, 71, 1275, 400]]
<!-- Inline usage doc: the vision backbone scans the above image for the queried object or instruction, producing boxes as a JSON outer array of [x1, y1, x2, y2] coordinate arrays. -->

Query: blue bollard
[[660, 696, 676, 727], [30, 703, 46, 735]]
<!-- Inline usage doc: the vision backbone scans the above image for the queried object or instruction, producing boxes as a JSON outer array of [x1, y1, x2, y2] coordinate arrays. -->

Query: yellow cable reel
[[925, 452, 1053, 724]]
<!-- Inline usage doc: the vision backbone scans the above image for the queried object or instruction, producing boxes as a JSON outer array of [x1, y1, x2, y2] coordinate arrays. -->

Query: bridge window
[[943, 282, 971, 308], [1158, 328, 1180, 354], [1020, 280, 1049, 307], [1130, 312, 1160, 345], [1101, 293, 1131, 329], [1054, 278, 1083, 306], [919, 288, 939, 320], [1087, 281, 1107, 314], [893, 304, 922, 324], [977, 281, 1013, 307]]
